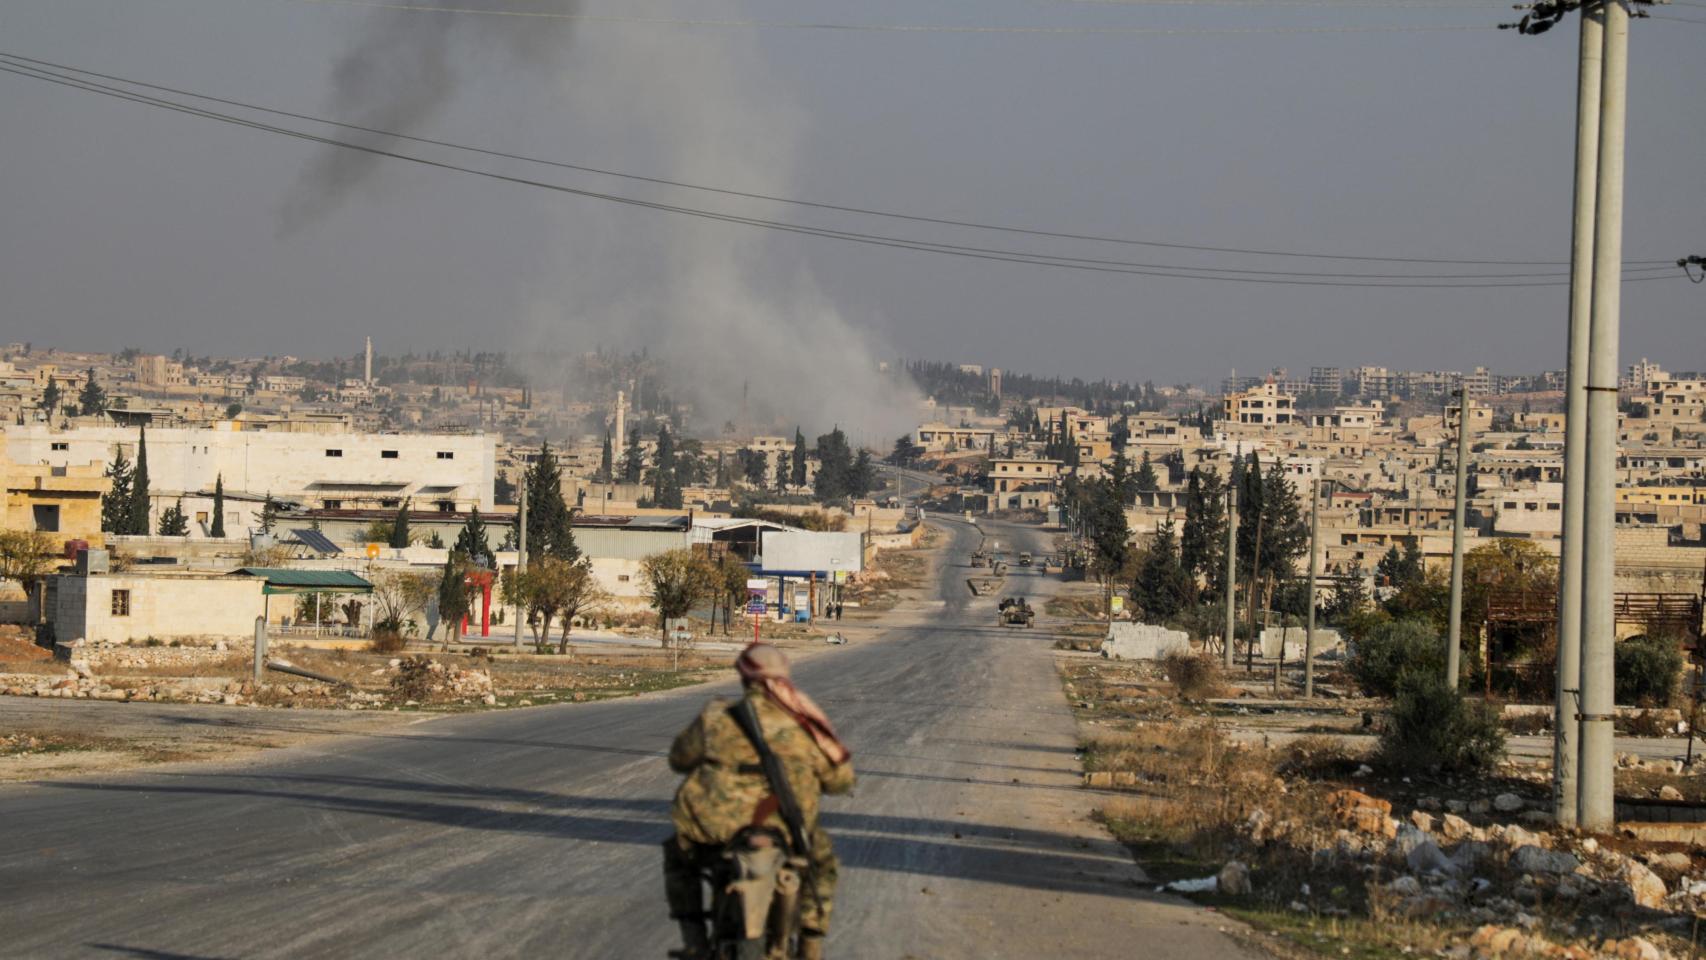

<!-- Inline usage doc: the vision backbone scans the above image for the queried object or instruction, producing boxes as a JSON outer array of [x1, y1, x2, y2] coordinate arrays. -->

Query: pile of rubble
[[386, 656, 497, 706], [1226, 787, 1705, 957]]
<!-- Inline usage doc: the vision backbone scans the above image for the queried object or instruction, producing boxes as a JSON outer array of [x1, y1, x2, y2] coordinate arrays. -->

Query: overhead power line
[[0, 49, 1677, 272], [0, 55, 1686, 289], [294, 0, 1499, 34]]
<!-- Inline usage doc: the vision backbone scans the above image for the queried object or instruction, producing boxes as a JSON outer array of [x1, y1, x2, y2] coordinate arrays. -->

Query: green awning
[[230, 568, 373, 596]]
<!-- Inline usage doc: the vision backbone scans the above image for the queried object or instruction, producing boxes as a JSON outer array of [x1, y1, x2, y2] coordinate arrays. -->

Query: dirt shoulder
[[0, 697, 422, 784]]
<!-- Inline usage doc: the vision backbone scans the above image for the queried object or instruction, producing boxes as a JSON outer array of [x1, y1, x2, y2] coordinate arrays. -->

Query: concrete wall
[[4, 424, 496, 528], [51, 573, 265, 644]]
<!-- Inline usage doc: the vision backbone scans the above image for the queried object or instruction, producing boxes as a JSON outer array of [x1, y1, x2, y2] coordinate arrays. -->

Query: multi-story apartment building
[[1309, 367, 1343, 397], [1222, 381, 1298, 426]]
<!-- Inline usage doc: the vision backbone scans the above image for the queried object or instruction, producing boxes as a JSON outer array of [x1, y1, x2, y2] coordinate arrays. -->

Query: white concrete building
[[2, 423, 496, 532], [48, 571, 266, 644]]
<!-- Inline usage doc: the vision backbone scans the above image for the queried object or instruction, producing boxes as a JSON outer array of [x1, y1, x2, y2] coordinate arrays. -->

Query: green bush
[[1378, 673, 1505, 775], [1615, 634, 1684, 707], [1347, 619, 1445, 697]]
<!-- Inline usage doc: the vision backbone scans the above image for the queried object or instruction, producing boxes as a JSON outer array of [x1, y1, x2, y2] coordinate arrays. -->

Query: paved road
[[0, 520, 1260, 960]]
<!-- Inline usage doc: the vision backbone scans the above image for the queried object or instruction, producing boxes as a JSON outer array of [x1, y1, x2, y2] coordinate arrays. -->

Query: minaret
[[364, 336, 373, 385], [614, 390, 626, 449]]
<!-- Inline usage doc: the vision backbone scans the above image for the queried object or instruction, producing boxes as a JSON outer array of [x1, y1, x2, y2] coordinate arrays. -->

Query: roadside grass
[[0, 731, 133, 757], [1044, 596, 1102, 620]]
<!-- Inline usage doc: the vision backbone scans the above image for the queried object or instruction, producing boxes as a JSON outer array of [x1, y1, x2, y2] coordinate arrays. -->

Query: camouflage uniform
[[664, 689, 855, 935]]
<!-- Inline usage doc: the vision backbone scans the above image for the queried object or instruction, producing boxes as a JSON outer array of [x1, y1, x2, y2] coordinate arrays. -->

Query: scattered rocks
[[1468, 798, 1493, 816], [1657, 785, 1683, 802], [1216, 861, 1251, 896], [1493, 793, 1525, 813], [1509, 845, 1580, 876], [1327, 789, 1397, 838], [1442, 813, 1476, 841], [1622, 861, 1667, 910]]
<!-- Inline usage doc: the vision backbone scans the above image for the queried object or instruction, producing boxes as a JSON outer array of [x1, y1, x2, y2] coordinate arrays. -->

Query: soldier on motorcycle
[[664, 643, 854, 959]]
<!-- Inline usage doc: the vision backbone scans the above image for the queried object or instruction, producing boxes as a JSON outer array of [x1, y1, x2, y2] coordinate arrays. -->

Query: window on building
[[50, 442, 68, 451], [32, 505, 60, 533], [381, 450, 399, 459], [111, 590, 131, 617], [380, 499, 401, 508], [324, 499, 343, 510], [436, 500, 456, 513], [437, 451, 454, 460], [325, 449, 343, 458], [617, 575, 631, 583]]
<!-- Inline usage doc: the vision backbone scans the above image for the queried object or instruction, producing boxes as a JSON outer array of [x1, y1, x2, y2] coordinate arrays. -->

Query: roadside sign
[[365, 543, 381, 559], [1109, 596, 1124, 616], [746, 578, 768, 617]]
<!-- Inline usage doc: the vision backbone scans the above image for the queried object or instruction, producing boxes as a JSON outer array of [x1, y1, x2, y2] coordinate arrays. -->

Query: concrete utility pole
[[1555, 2, 1604, 830], [514, 470, 527, 648], [1304, 475, 1322, 699], [1223, 483, 1239, 669], [1579, 0, 1631, 832], [1446, 390, 1473, 689]]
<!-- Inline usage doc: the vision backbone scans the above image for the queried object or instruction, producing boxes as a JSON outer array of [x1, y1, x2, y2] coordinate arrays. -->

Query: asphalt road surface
[[0, 520, 1263, 960]]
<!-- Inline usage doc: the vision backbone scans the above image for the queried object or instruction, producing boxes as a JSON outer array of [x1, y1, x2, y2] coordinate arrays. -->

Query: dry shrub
[[1160, 651, 1223, 701], [1276, 734, 1365, 781], [368, 631, 407, 655]]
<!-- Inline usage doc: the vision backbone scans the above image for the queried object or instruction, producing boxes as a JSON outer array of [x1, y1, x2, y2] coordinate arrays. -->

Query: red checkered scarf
[[736, 644, 851, 767]]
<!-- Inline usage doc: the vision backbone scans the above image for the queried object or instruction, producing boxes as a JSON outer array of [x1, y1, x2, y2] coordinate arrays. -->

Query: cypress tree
[[158, 498, 189, 537], [454, 507, 491, 566], [621, 430, 644, 484], [210, 474, 226, 538], [790, 428, 808, 488], [599, 431, 614, 482], [127, 426, 151, 535], [526, 442, 579, 562], [389, 499, 412, 548], [101, 449, 134, 534]]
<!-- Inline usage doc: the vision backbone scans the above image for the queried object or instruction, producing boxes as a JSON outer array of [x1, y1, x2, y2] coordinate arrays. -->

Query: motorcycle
[[704, 826, 810, 960]]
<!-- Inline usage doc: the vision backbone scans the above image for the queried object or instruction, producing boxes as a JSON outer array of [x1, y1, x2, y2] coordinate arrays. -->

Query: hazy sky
[[1, 0, 1703, 399]]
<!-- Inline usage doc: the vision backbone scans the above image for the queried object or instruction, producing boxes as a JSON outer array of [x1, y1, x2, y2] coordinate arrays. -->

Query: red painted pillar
[[481, 582, 492, 637]]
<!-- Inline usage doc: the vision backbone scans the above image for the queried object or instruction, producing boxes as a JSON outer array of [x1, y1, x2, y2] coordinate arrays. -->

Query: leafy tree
[[1106, 451, 1134, 506], [210, 474, 226, 538], [1084, 477, 1132, 615], [101, 448, 134, 534], [599, 432, 614, 482], [454, 507, 491, 567], [525, 443, 580, 563], [1256, 461, 1307, 582], [1616, 633, 1684, 706], [371, 569, 435, 636], [1378, 673, 1505, 775], [127, 426, 151, 535], [621, 430, 645, 484], [737, 449, 768, 487], [506, 556, 609, 653], [388, 499, 413, 549], [1348, 619, 1445, 697], [224, 402, 242, 419], [790, 429, 808, 488], [79, 369, 108, 416], [40, 376, 62, 413], [0, 530, 56, 591], [714, 451, 731, 488], [640, 548, 716, 645], [774, 451, 791, 493], [158, 498, 189, 536]]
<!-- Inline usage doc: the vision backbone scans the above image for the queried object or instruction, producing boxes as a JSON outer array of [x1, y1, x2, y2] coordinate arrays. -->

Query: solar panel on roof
[[290, 528, 344, 555]]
